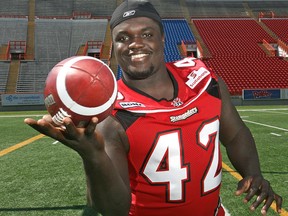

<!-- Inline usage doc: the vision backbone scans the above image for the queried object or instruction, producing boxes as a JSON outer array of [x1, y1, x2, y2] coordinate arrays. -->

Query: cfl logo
[[44, 94, 56, 107]]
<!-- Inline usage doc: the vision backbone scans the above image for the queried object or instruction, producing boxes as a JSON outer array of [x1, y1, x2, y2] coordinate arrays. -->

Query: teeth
[[131, 53, 148, 60]]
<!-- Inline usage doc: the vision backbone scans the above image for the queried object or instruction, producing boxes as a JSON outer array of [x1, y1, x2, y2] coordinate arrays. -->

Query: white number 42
[[141, 118, 222, 202]]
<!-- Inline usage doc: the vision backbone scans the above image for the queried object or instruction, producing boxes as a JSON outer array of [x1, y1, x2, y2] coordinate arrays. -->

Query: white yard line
[[237, 108, 288, 112], [243, 119, 288, 132], [270, 133, 282, 137], [260, 110, 288, 115], [238, 108, 288, 134], [0, 114, 43, 118]]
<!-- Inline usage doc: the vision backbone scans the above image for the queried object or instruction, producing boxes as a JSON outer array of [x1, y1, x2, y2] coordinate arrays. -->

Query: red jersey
[[112, 57, 225, 216]]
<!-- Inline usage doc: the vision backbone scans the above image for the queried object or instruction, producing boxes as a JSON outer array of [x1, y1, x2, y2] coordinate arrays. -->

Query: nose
[[128, 36, 145, 49]]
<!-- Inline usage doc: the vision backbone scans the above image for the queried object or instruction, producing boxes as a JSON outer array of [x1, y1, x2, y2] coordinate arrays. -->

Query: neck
[[123, 68, 174, 101]]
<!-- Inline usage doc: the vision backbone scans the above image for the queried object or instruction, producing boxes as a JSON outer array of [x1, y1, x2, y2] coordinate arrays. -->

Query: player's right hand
[[24, 116, 104, 158]]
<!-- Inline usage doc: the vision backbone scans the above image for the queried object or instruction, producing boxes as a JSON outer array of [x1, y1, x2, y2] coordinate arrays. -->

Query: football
[[43, 56, 117, 127]]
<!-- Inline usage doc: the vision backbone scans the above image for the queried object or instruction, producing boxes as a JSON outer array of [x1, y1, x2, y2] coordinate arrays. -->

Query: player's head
[[110, 0, 163, 34], [110, 1, 166, 81]]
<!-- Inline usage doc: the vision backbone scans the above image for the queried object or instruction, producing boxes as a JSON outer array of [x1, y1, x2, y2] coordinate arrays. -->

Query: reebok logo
[[123, 10, 136, 17]]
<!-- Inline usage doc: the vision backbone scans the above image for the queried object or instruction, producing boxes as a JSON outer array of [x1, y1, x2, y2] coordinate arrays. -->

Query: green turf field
[[0, 106, 287, 216]]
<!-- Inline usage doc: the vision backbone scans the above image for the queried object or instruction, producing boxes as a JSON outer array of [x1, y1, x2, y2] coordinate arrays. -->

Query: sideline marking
[[0, 134, 45, 157], [222, 162, 242, 180], [222, 162, 287, 215], [270, 132, 282, 137], [243, 120, 288, 132], [237, 108, 288, 112], [0, 115, 43, 118]]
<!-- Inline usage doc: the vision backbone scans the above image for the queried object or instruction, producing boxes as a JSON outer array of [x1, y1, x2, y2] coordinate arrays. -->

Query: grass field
[[0, 105, 287, 216]]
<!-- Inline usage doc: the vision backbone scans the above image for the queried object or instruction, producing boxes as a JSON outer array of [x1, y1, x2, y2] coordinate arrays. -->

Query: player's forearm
[[82, 153, 131, 216], [224, 125, 262, 178]]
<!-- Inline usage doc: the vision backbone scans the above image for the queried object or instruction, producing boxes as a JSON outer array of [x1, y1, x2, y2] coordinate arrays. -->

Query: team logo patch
[[170, 107, 198, 122], [119, 102, 145, 108], [171, 97, 183, 107], [186, 67, 210, 89]]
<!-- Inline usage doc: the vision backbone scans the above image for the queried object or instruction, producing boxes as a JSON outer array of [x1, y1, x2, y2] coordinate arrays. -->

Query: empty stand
[[70, 19, 108, 56], [35, 0, 116, 18], [17, 61, 57, 93], [35, 0, 74, 17], [35, 19, 72, 62], [204, 56, 288, 95], [193, 19, 275, 57], [186, 1, 248, 18], [35, 19, 107, 62], [248, 1, 288, 17], [149, 0, 184, 18], [17, 18, 108, 93], [0, 18, 28, 45], [193, 19, 288, 95], [0, 0, 29, 16], [261, 19, 288, 44], [163, 19, 196, 43], [74, 0, 116, 17], [163, 19, 196, 62], [0, 62, 10, 92]]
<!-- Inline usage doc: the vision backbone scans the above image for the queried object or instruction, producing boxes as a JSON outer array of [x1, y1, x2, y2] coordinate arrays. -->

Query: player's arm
[[217, 77, 282, 215], [218, 77, 261, 178], [24, 115, 131, 216], [83, 116, 131, 216]]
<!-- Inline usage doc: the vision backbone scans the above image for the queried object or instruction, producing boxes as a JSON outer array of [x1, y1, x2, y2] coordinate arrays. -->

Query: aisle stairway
[[26, 0, 35, 60], [5, 60, 20, 93]]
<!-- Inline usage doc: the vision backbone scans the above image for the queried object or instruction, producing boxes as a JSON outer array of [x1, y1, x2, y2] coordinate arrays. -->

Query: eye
[[142, 33, 152, 38], [116, 35, 130, 42]]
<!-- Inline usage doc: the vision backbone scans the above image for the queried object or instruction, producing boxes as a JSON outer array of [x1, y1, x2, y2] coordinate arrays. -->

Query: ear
[[161, 35, 165, 44]]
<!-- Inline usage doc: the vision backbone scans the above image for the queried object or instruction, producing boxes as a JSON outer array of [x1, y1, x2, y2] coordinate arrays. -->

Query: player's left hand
[[235, 175, 282, 215]]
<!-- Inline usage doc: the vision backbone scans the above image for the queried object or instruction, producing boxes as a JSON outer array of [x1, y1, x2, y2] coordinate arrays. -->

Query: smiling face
[[112, 17, 165, 81]]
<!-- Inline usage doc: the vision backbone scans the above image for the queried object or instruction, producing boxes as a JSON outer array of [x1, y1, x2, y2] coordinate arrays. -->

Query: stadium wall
[[0, 96, 287, 112]]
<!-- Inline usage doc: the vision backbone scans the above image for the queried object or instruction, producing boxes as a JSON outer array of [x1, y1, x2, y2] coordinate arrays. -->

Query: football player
[[25, 1, 282, 215]]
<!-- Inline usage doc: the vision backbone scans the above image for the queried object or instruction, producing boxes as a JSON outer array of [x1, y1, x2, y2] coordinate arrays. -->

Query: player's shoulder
[[166, 57, 217, 83], [166, 57, 218, 90], [166, 57, 211, 72]]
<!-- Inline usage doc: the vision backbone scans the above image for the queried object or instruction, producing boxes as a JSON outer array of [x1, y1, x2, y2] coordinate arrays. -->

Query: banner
[[242, 89, 281, 100], [1, 93, 44, 106], [283, 89, 288, 99]]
